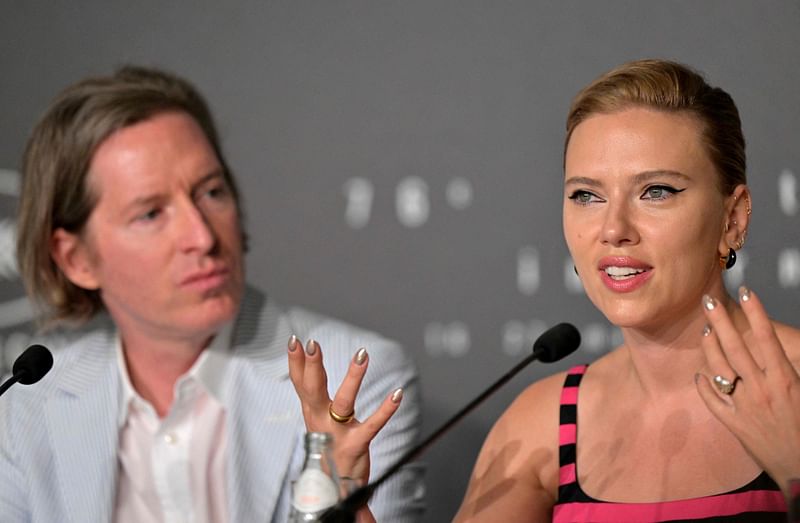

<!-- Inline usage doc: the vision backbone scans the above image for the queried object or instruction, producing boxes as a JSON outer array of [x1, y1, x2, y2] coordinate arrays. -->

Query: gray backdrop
[[1, 2, 798, 521]]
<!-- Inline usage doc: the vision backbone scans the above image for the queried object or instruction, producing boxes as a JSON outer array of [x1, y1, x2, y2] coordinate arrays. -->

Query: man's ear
[[718, 184, 752, 257], [50, 228, 101, 290]]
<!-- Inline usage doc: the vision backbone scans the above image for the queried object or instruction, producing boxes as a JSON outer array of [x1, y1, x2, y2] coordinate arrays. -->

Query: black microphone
[[0, 344, 54, 397], [320, 322, 581, 522]]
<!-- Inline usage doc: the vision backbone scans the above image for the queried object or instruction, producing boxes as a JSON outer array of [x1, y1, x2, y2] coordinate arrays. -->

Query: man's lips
[[180, 267, 230, 287]]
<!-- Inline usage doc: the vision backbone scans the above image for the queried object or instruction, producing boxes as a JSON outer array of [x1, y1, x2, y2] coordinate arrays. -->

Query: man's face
[[64, 111, 244, 345]]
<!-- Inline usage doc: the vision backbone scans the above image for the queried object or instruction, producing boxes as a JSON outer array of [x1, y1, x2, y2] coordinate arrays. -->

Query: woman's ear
[[719, 184, 752, 258], [50, 228, 101, 290]]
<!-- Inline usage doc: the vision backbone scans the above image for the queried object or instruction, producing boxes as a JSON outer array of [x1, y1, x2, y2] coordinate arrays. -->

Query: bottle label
[[292, 469, 339, 514]]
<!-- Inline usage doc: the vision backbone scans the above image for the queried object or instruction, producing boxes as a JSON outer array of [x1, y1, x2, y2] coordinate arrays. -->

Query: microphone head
[[533, 323, 581, 363], [12, 344, 54, 385]]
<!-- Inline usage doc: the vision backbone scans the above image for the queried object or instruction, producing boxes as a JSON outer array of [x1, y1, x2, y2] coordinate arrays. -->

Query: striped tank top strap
[[557, 364, 588, 503]]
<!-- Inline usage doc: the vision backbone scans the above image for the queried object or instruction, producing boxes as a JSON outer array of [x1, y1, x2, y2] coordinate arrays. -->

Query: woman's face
[[563, 107, 730, 331]]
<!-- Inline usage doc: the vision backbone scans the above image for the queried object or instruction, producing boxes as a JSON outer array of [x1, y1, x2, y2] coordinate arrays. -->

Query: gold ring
[[713, 375, 737, 395], [329, 403, 355, 424]]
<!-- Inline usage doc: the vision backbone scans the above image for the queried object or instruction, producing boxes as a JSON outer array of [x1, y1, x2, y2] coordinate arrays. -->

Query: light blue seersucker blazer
[[0, 286, 424, 522]]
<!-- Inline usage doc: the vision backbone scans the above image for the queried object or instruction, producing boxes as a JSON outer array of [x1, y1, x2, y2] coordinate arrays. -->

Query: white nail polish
[[702, 295, 716, 311], [739, 286, 751, 302]]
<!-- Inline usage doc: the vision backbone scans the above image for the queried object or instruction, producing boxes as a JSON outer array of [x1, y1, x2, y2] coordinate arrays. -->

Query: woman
[[452, 60, 800, 521]]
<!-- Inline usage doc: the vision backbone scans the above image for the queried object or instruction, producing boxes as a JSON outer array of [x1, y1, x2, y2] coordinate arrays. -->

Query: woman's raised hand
[[696, 286, 800, 497], [287, 335, 403, 486]]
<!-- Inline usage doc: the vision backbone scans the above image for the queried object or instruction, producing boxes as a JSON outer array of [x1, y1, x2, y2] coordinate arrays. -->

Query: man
[[1, 66, 422, 522]]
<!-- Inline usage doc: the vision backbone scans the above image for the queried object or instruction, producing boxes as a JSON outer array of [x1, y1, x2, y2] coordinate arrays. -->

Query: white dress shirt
[[113, 324, 232, 523]]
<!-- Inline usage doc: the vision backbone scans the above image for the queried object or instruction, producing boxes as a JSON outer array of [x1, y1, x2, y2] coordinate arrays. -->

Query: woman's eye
[[568, 190, 600, 204], [642, 185, 684, 200]]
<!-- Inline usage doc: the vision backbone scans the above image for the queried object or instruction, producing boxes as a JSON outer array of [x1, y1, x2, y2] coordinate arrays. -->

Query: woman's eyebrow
[[565, 170, 691, 188]]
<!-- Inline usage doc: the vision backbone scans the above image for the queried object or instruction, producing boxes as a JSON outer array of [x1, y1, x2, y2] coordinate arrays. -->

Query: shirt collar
[[116, 322, 234, 426]]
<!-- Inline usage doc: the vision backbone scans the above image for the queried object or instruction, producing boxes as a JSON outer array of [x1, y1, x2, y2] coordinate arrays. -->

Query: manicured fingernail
[[391, 388, 403, 403], [703, 324, 712, 337], [739, 286, 751, 302], [305, 339, 318, 356], [354, 348, 367, 365], [288, 335, 299, 352], [702, 294, 716, 311]]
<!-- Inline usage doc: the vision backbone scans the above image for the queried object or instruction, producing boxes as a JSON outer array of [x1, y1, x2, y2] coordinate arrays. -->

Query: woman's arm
[[454, 373, 565, 522]]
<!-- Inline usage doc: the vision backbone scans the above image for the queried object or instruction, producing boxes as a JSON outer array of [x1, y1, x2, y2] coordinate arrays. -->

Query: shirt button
[[164, 432, 179, 445]]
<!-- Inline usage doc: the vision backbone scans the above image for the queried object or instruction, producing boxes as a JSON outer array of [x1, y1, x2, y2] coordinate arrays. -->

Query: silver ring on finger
[[713, 374, 738, 395]]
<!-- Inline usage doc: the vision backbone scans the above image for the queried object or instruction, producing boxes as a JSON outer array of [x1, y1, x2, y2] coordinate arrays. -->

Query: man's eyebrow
[[120, 193, 162, 216], [121, 170, 227, 213], [190, 169, 225, 187]]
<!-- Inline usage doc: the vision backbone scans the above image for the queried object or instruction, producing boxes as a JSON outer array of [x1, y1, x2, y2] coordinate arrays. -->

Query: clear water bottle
[[288, 432, 341, 522]]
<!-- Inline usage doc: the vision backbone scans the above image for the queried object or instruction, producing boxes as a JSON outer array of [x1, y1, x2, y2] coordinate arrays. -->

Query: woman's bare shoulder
[[506, 370, 570, 419], [453, 370, 571, 522], [506, 348, 628, 417], [774, 320, 800, 341], [455, 352, 631, 522]]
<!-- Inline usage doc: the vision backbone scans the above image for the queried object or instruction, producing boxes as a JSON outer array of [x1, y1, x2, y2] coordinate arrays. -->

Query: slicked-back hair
[[565, 59, 746, 195]]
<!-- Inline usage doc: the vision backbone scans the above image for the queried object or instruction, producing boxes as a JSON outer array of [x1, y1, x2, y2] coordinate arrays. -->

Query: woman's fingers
[[737, 287, 795, 376], [702, 294, 760, 380], [287, 335, 306, 391], [288, 336, 332, 412], [360, 388, 404, 441], [700, 323, 738, 399], [301, 339, 331, 409], [287, 336, 404, 450], [330, 348, 370, 421], [695, 372, 733, 418], [285, 337, 405, 484]]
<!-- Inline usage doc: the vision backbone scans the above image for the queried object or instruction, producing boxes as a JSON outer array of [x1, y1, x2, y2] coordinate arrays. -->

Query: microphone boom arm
[[320, 322, 580, 522]]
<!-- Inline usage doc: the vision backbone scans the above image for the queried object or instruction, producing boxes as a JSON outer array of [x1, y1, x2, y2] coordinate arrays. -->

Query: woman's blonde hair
[[565, 59, 746, 194]]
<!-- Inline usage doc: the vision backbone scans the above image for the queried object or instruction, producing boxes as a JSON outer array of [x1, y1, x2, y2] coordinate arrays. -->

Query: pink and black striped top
[[553, 365, 787, 522]]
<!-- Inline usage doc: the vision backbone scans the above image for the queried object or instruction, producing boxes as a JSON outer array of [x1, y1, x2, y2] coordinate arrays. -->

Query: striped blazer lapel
[[226, 287, 304, 522], [46, 331, 120, 523]]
